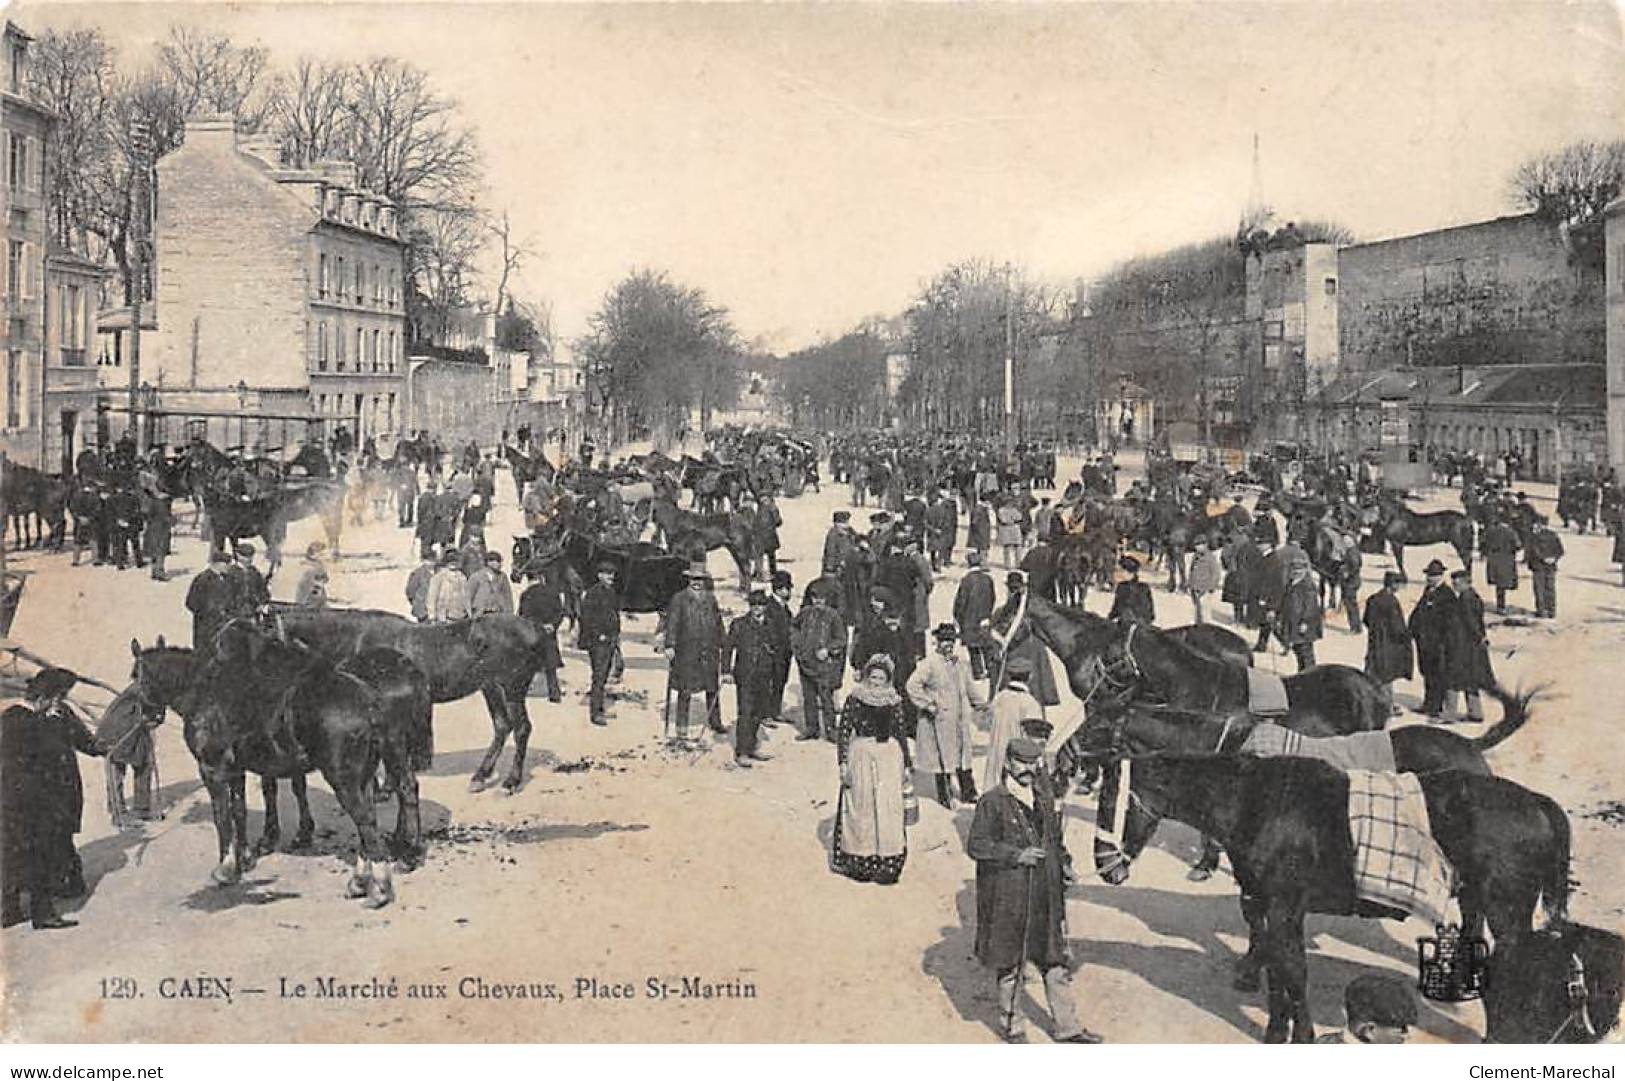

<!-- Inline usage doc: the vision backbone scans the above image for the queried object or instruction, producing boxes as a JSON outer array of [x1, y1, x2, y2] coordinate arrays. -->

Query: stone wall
[[409, 359, 500, 448], [1338, 213, 1603, 372]]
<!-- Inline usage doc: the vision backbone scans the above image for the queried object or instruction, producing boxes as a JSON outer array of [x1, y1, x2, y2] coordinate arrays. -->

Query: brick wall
[[1338, 213, 1604, 371], [150, 120, 312, 392]]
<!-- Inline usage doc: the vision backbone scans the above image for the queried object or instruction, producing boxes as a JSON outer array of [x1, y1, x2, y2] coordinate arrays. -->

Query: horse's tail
[[1474, 683, 1540, 753], [1538, 792, 1573, 929]]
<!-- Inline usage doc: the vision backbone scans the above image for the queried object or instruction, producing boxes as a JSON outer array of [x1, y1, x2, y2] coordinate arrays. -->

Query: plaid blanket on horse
[[1239, 722, 1397, 773], [1345, 769, 1454, 926]]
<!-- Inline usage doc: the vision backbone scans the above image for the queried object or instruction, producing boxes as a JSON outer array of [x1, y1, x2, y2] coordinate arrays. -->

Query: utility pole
[[127, 119, 151, 449], [1004, 263, 1015, 452]]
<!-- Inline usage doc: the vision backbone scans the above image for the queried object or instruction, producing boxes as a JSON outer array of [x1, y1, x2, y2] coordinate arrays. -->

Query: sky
[[15, 1, 1625, 352]]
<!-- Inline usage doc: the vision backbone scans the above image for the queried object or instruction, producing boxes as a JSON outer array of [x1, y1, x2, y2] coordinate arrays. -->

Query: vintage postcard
[[0, 0, 1621, 1047]]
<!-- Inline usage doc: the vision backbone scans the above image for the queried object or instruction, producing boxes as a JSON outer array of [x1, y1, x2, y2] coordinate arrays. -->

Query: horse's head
[[129, 635, 196, 711], [1484, 925, 1623, 1043], [1088, 733, 1168, 886]]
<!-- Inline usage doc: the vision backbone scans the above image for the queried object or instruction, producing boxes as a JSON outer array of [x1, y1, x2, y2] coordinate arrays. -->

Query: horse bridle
[[1098, 621, 1144, 689]]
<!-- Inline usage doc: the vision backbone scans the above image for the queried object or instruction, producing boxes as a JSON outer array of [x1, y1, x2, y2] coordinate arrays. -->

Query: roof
[[1319, 364, 1604, 411]]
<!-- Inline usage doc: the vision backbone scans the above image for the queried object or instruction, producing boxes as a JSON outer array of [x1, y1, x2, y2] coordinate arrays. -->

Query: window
[[369, 329, 378, 371], [355, 263, 364, 303], [387, 392, 396, 428], [317, 322, 328, 371], [61, 283, 85, 364], [336, 323, 345, 371], [1324, 277, 1337, 296], [5, 349, 20, 428], [356, 328, 364, 369], [388, 269, 397, 308], [318, 253, 329, 298], [317, 393, 327, 415], [386, 330, 395, 371], [6, 240, 21, 299], [373, 264, 382, 305], [6, 133, 24, 190], [9, 42, 24, 96], [335, 257, 345, 303]]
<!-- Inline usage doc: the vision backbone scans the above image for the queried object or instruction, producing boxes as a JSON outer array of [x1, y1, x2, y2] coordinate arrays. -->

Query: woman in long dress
[[832, 654, 909, 884]]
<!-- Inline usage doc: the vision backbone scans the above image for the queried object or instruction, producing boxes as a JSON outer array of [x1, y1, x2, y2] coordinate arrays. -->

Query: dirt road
[[2, 455, 1618, 1043]]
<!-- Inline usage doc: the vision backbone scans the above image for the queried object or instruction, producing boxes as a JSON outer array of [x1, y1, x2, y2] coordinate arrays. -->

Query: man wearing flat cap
[[664, 563, 725, 740], [2, 669, 105, 930], [966, 737, 1103, 1044], [1108, 554, 1156, 626]]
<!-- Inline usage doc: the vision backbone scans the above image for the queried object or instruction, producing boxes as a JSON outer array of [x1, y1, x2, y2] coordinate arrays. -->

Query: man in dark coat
[[138, 466, 172, 581], [1362, 571, 1412, 716], [1480, 514, 1521, 614], [664, 565, 725, 738], [185, 549, 239, 654], [518, 570, 568, 703], [1222, 528, 1262, 626], [967, 497, 992, 562], [966, 739, 1101, 1044], [414, 477, 443, 559], [1526, 515, 1564, 619], [954, 550, 997, 679], [722, 591, 779, 767], [764, 571, 795, 721], [1407, 559, 1457, 718], [926, 490, 958, 571], [229, 543, 270, 615], [821, 511, 857, 576], [1276, 555, 1324, 671], [791, 587, 848, 741], [1, 668, 105, 929], [1108, 555, 1156, 625], [1444, 568, 1493, 723], [753, 495, 782, 580], [578, 561, 621, 726]]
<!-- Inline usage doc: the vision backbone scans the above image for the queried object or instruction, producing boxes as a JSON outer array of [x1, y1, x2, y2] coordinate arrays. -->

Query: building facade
[[41, 250, 105, 473], [1606, 198, 1625, 475], [0, 21, 53, 466], [147, 117, 407, 441]]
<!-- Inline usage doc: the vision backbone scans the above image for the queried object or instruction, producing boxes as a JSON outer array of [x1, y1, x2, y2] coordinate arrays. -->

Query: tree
[[487, 209, 534, 316], [775, 330, 889, 428], [404, 203, 485, 345], [25, 28, 120, 254], [156, 25, 269, 127], [1509, 140, 1625, 226], [264, 57, 353, 167], [576, 270, 742, 443]]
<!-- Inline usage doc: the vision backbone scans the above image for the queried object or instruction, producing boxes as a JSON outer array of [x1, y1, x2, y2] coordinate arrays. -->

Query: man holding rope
[[966, 738, 1102, 1044]]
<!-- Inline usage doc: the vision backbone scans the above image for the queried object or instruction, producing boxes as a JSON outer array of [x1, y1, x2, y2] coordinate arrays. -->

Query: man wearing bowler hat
[[1407, 558, 1457, 718], [578, 560, 621, 727], [722, 590, 778, 767]]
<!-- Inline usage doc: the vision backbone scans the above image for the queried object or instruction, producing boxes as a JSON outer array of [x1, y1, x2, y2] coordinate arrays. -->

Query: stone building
[[41, 250, 105, 473], [0, 21, 52, 466], [1606, 197, 1625, 474], [146, 116, 407, 440]]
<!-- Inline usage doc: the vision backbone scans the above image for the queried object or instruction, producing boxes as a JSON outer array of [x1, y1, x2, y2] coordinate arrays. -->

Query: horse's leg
[[254, 775, 282, 855], [1260, 903, 1294, 1043], [334, 766, 394, 909], [232, 774, 254, 875], [1390, 540, 1407, 582], [202, 768, 241, 885], [499, 681, 533, 794], [1190, 834, 1222, 881], [290, 773, 314, 849], [390, 753, 424, 869], [1279, 907, 1314, 1043], [1232, 891, 1266, 991], [468, 685, 512, 793]]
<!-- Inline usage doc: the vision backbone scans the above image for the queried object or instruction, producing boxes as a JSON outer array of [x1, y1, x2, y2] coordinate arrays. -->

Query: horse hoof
[[500, 779, 522, 796], [211, 864, 241, 887], [291, 832, 313, 851], [467, 776, 491, 794], [345, 874, 370, 899], [253, 836, 278, 857], [1262, 1027, 1289, 1045], [1187, 867, 1214, 883]]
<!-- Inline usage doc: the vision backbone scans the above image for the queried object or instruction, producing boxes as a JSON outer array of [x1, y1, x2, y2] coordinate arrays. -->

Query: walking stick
[[661, 667, 675, 740]]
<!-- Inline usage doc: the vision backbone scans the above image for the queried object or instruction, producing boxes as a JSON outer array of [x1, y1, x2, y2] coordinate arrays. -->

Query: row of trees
[[26, 24, 512, 348]]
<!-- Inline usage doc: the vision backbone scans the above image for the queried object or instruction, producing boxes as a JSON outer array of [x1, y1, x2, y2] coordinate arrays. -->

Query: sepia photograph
[[0, 0, 1621, 1050]]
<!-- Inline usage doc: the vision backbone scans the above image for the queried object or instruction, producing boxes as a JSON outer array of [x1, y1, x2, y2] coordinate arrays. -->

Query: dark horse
[[201, 479, 346, 578], [1366, 492, 1476, 581], [1089, 749, 1571, 1042], [650, 496, 754, 591], [512, 530, 685, 614], [130, 625, 433, 906], [1482, 922, 1623, 1042], [1082, 691, 1533, 988], [270, 606, 548, 794]]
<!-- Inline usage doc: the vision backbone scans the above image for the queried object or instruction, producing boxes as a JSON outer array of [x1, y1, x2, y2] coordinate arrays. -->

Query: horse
[[1367, 493, 1476, 581], [1088, 748, 1572, 1042], [1081, 689, 1534, 985], [512, 530, 684, 614], [649, 496, 754, 590], [268, 606, 548, 794], [200, 479, 346, 577], [1482, 922, 1623, 1043], [504, 443, 555, 503], [130, 625, 431, 907], [1, 460, 66, 548]]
